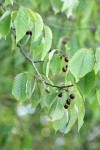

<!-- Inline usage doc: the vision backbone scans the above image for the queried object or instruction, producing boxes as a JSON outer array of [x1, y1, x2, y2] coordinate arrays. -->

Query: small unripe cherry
[[66, 99, 71, 105], [58, 92, 62, 97], [62, 67, 67, 72], [64, 104, 68, 109], [70, 94, 75, 99]]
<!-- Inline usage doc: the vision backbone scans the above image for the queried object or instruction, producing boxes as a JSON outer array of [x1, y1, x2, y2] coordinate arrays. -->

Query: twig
[[45, 82, 73, 89], [45, 21, 97, 31], [0, 2, 7, 11], [0, 2, 74, 91]]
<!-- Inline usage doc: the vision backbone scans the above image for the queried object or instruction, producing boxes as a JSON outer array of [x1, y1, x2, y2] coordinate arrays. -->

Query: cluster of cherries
[[62, 56, 69, 72], [60, 52, 69, 73], [58, 92, 75, 109], [64, 94, 75, 109]]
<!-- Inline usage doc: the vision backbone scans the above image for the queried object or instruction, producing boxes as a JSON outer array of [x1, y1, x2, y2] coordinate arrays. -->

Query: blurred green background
[[0, 0, 100, 150]]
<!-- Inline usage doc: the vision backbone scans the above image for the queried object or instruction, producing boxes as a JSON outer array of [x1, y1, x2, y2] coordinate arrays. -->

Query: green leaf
[[76, 71, 96, 98], [96, 89, 100, 106], [50, 54, 61, 76], [5, 0, 14, 5], [12, 73, 35, 101], [52, 110, 68, 131], [95, 48, 100, 74], [26, 74, 36, 99], [75, 88, 85, 132], [40, 91, 49, 108], [44, 49, 56, 77], [30, 13, 43, 52], [69, 48, 94, 79], [61, 0, 79, 18], [33, 13, 43, 42], [48, 98, 64, 121], [41, 26, 52, 60], [27, 9, 36, 22], [65, 104, 78, 134], [31, 82, 41, 107], [50, 0, 63, 14], [0, 11, 11, 38], [14, 6, 30, 43], [45, 92, 58, 107]]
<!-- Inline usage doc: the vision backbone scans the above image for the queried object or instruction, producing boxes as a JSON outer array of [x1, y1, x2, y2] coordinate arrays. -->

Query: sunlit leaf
[[61, 0, 79, 18], [12, 73, 35, 101], [4, 0, 14, 5], [69, 48, 94, 79], [50, 0, 63, 14], [41, 26, 52, 60], [14, 6, 30, 43]]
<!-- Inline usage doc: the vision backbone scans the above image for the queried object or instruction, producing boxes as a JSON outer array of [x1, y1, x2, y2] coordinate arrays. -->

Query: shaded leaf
[[48, 98, 64, 121], [95, 48, 100, 73], [65, 104, 78, 134], [53, 110, 68, 131], [0, 11, 11, 38], [74, 88, 85, 131], [76, 71, 96, 98], [50, 0, 63, 14], [50, 54, 61, 76], [96, 89, 100, 106]]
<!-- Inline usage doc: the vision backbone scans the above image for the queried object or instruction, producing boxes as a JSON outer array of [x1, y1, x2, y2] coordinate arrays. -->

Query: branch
[[0, 2, 74, 91], [45, 21, 97, 31], [45, 82, 73, 89]]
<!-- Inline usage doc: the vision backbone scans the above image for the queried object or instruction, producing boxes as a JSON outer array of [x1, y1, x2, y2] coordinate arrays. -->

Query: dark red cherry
[[64, 104, 68, 109], [66, 99, 71, 105], [64, 56, 69, 62], [70, 94, 75, 99], [26, 31, 30, 35], [62, 67, 67, 72], [58, 92, 62, 97]]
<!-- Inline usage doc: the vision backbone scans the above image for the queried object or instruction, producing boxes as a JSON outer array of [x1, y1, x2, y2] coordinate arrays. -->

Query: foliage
[[0, 0, 100, 149]]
